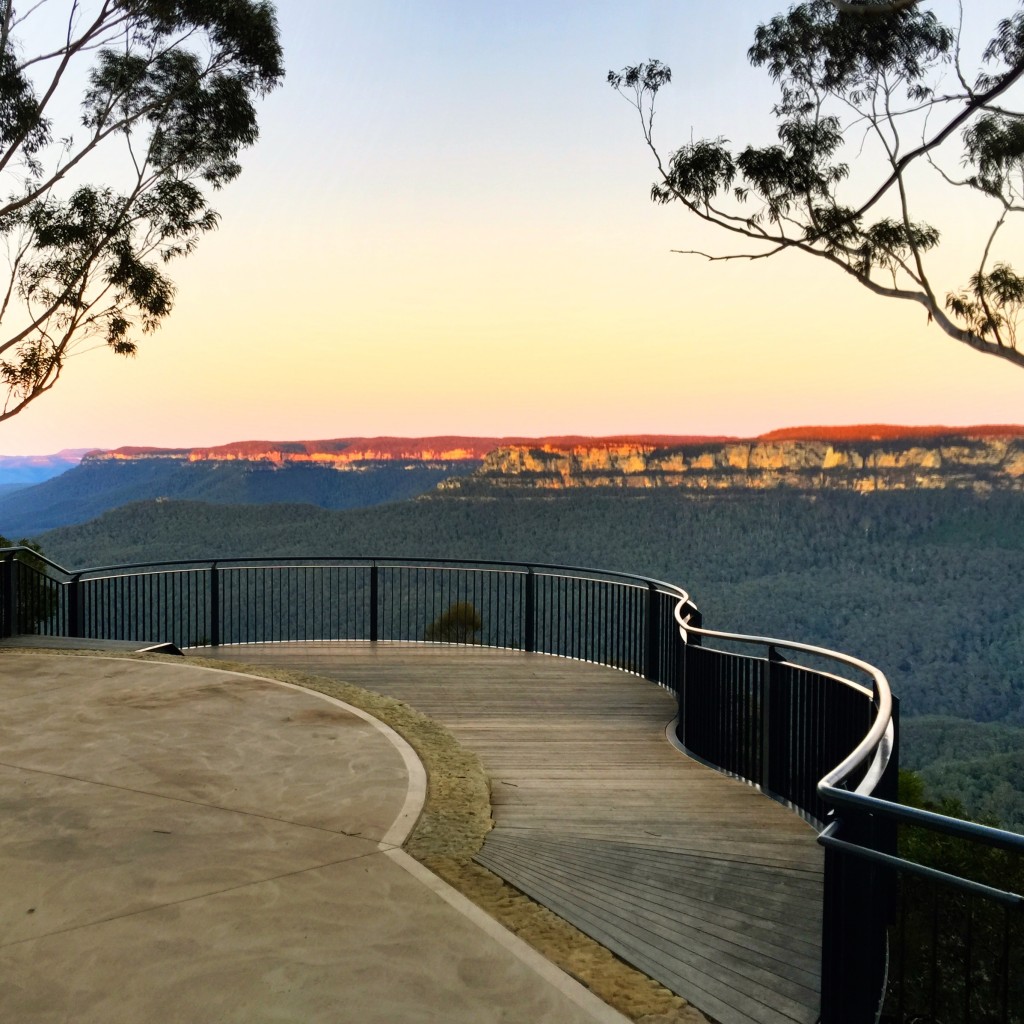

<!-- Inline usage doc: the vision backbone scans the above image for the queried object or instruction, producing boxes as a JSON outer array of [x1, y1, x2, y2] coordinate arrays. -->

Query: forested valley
[[34, 487, 1024, 830]]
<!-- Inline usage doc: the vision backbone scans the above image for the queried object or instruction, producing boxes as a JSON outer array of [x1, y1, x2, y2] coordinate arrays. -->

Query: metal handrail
[[0, 547, 694, 603], [0, 545, 71, 576], [0, 543, 893, 807], [822, 790, 1024, 854], [672, 601, 895, 801], [3, 542, 999, 849], [817, 831, 1024, 907]]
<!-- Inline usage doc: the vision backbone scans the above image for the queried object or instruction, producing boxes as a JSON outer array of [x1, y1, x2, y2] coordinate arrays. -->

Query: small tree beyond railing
[[1, 548, 1020, 1023]]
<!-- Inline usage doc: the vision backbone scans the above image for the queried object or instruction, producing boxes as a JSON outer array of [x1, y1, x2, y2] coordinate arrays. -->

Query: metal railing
[[670, 607, 1023, 1024], [0, 550, 692, 680], [1, 547, 1021, 1023]]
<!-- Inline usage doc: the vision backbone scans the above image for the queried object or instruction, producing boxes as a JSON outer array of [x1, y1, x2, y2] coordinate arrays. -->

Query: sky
[[1, 0, 1023, 456]]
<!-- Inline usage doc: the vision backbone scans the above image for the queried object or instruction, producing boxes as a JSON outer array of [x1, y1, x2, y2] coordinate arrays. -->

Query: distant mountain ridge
[[82, 434, 742, 465], [79, 424, 1024, 466], [3, 425, 1024, 539]]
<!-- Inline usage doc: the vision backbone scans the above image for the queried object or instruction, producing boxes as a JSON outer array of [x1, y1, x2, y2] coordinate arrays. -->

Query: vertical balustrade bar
[[369, 563, 379, 642], [572, 574, 580, 660], [67, 574, 82, 638], [1000, 909, 1011, 1024], [260, 567, 267, 642], [762, 645, 780, 795], [584, 580, 592, 661], [819, 837, 843, 1024], [520, 569, 536, 655], [209, 563, 220, 648], [964, 898, 975, 1024], [2, 552, 16, 637], [645, 582, 659, 682]]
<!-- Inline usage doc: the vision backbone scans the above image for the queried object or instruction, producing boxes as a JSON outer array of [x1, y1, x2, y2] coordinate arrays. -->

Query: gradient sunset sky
[[1, 0, 1022, 457]]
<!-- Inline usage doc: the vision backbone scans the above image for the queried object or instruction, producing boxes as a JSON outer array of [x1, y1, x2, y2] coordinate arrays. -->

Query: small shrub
[[423, 602, 482, 644]]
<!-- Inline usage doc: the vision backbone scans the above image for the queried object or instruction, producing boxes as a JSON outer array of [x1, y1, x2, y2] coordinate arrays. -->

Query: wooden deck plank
[[200, 642, 823, 1024], [473, 851, 819, 1015], [482, 836, 824, 933], [478, 839, 822, 970]]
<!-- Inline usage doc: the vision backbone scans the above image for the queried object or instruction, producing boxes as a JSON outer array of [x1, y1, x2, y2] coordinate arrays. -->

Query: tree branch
[[856, 64, 1024, 221], [829, 0, 921, 13]]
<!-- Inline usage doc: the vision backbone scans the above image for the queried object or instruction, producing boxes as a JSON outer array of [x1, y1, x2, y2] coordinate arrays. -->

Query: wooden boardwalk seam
[[201, 643, 823, 1024]]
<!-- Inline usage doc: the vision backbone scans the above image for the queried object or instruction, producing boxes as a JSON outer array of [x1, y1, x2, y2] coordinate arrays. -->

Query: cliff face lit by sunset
[[82, 434, 741, 467], [440, 428, 1024, 494], [78, 426, 1024, 493], [86, 437, 508, 467]]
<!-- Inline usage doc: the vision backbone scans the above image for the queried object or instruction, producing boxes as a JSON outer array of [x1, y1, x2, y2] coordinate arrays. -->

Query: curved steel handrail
[[672, 600, 896, 809], [0, 544, 903, 817], [3, 542, 882, 809], [0, 545, 71, 578], [0, 546, 695, 605]]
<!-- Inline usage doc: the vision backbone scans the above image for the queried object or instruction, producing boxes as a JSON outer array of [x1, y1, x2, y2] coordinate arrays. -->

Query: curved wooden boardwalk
[[201, 643, 823, 1024]]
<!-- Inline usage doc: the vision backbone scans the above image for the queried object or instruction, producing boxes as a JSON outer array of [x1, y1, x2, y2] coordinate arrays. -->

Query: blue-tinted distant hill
[[0, 449, 91, 488], [0, 435, 521, 534], [0, 456, 482, 536]]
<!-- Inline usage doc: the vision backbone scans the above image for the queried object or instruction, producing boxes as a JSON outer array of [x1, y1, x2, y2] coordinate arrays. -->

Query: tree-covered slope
[[902, 717, 1024, 831], [36, 489, 1024, 718]]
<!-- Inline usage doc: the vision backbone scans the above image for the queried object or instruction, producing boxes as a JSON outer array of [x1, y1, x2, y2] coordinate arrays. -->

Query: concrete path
[[0, 653, 627, 1024]]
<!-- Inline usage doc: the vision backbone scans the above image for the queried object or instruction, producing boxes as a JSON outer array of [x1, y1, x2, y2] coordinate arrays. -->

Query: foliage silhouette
[[610, 2, 1024, 368], [0, 1, 283, 419]]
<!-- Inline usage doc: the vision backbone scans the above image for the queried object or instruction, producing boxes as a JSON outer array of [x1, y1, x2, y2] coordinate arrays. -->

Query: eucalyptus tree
[[610, 1, 1024, 368], [0, 1, 283, 420]]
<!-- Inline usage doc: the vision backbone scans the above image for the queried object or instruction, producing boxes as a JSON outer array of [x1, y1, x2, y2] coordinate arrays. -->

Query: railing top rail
[[825, 789, 1024, 853], [673, 609, 887, 689], [672, 602, 894, 803], [819, 829, 1024, 906], [0, 545, 72, 577], [0, 547, 695, 606]]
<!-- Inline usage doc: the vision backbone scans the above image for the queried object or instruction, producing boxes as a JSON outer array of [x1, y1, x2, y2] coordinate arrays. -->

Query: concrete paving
[[0, 653, 628, 1024]]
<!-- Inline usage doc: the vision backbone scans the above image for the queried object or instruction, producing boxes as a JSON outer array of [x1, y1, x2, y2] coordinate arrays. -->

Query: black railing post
[[645, 582, 659, 681], [763, 645, 783, 795], [524, 567, 535, 653], [369, 562, 379, 642], [2, 551, 17, 637], [67, 573, 82, 638], [209, 562, 220, 648], [819, 828, 843, 1024], [687, 605, 702, 645], [820, 806, 890, 1024], [676, 605, 701, 749]]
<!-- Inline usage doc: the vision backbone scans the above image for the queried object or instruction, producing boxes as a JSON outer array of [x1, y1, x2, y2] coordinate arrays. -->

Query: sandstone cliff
[[439, 434, 1024, 494], [79, 427, 1024, 493]]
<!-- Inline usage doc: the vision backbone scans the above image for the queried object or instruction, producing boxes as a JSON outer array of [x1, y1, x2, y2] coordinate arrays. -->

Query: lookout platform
[[202, 642, 824, 1024]]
